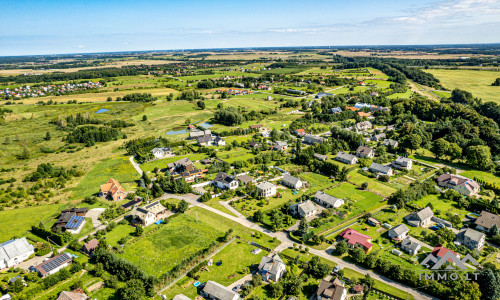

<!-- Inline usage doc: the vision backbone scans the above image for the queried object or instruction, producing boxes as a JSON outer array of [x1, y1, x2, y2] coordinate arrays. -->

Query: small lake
[[95, 108, 109, 114], [198, 122, 213, 129], [166, 129, 188, 135]]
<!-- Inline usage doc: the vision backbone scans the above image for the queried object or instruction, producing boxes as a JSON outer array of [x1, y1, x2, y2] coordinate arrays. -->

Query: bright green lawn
[[105, 224, 136, 247], [348, 172, 398, 197], [460, 170, 500, 186]]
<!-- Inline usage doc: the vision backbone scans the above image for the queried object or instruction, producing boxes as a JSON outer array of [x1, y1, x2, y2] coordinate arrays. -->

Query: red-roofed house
[[431, 244, 459, 262], [99, 178, 126, 201], [295, 129, 306, 136], [338, 228, 373, 252]]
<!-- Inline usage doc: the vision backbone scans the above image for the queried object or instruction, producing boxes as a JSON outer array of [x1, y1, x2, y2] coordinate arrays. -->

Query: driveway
[[129, 155, 144, 175], [87, 208, 105, 228], [15, 253, 52, 271]]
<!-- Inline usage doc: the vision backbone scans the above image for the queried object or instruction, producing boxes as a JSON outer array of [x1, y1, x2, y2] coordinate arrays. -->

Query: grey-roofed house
[[167, 157, 194, 172], [316, 92, 334, 99], [437, 174, 480, 196], [274, 141, 288, 151], [201, 281, 240, 300], [314, 278, 347, 300], [150, 147, 172, 159], [475, 211, 500, 233], [330, 107, 342, 114], [214, 172, 239, 190], [404, 207, 434, 227], [258, 254, 286, 282], [197, 134, 213, 146], [314, 191, 344, 208], [356, 146, 375, 158], [236, 174, 255, 186], [388, 224, 409, 241], [456, 228, 486, 250], [335, 152, 358, 165], [56, 290, 88, 300], [282, 174, 303, 189], [382, 139, 398, 149], [290, 200, 318, 218], [369, 162, 393, 176], [0, 238, 35, 269], [400, 237, 421, 255], [392, 157, 413, 170], [304, 134, 326, 145], [355, 121, 372, 133], [257, 182, 276, 198], [130, 201, 167, 227], [314, 153, 328, 161], [33, 253, 72, 278], [189, 130, 211, 139], [172, 295, 192, 300], [370, 133, 386, 142]]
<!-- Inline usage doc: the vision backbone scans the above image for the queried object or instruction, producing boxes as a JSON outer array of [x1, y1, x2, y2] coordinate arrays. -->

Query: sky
[[1, 0, 500, 56]]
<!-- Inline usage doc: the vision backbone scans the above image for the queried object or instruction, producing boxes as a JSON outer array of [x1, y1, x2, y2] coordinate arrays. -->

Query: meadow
[[425, 69, 500, 104]]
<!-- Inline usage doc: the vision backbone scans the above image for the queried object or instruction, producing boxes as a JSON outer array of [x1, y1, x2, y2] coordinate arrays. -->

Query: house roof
[[314, 153, 328, 161], [214, 172, 236, 185], [202, 281, 240, 300], [61, 207, 88, 215], [237, 174, 254, 185], [121, 197, 143, 210], [56, 291, 87, 300], [367, 218, 380, 224], [56, 212, 76, 225], [258, 254, 285, 277], [257, 181, 275, 190], [339, 228, 372, 249], [336, 151, 357, 162], [355, 121, 372, 130], [437, 174, 480, 194], [330, 107, 342, 113], [65, 215, 85, 229], [383, 139, 398, 147], [475, 211, 500, 230], [316, 278, 345, 300], [283, 174, 301, 186], [401, 237, 421, 252], [99, 178, 124, 195], [0, 238, 34, 263], [296, 201, 318, 215], [358, 111, 371, 117], [462, 228, 486, 243], [416, 207, 434, 221], [172, 295, 192, 300], [197, 134, 212, 143], [389, 224, 409, 237], [431, 244, 457, 259], [82, 239, 98, 253], [249, 124, 263, 129], [356, 146, 374, 156], [275, 141, 288, 147], [295, 129, 305, 133], [34, 253, 72, 276], [394, 157, 412, 165], [369, 162, 392, 175], [143, 201, 167, 215], [314, 191, 343, 207]]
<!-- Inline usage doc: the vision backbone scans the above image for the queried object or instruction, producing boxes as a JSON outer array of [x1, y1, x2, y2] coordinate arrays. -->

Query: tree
[[432, 138, 449, 159], [196, 100, 206, 110], [18, 146, 30, 160], [478, 268, 500, 300], [44, 132, 51, 141], [141, 172, 151, 186], [297, 217, 309, 236], [117, 279, 145, 300], [107, 96, 113, 102], [152, 183, 163, 198], [492, 78, 500, 86], [269, 282, 283, 297], [283, 272, 303, 296], [402, 134, 422, 154], [466, 145, 492, 170], [134, 225, 144, 237], [253, 210, 264, 222], [363, 274, 375, 288], [335, 240, 349, 256], [9, 277, 24, 293], [447, 143, 462, 161], [350, 247, 366, 263], [361, 182, 369, 190], [177, 200, 189, 213], [142, 115, 147, 121]]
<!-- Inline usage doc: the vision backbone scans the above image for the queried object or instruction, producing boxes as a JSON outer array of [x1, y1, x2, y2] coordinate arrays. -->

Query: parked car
[[334, 265, 341, 273]]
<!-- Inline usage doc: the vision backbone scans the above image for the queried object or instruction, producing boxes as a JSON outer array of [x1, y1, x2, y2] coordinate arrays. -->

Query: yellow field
[[425, 69, 500, 104]]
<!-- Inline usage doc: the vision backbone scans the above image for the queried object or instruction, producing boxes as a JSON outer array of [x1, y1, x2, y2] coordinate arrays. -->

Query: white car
[[334, 265, 341, 273]]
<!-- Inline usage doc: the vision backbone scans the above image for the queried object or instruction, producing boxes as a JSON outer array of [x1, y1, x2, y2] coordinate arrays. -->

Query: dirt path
[[407, 80, 440, 102], [129, 155, 144, 175]]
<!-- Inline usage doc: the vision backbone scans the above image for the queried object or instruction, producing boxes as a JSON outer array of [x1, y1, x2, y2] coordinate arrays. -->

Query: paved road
[[167, 192, 438, 300], [129, 155, 144, 176]]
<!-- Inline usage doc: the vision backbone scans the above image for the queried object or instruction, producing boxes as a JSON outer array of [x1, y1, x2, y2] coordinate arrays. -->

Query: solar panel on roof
[[65, 215, 84, 229], [39, 253, 71, 273]]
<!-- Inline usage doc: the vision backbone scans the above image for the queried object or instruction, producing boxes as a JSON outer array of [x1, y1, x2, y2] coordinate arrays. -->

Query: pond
[[198, 122, 213, 129], [95, 108, 109, 113], [166, 129, 188, 135]]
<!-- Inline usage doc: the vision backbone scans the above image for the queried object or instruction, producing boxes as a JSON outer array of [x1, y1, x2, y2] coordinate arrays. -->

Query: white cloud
[[77, 45, 85, 49]]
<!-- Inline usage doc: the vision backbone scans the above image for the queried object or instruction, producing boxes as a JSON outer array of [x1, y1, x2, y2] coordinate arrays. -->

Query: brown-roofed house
[[82, 239, 98, 255], [57, 288, 88, 300], [357, 111, 371, 118], [100, 178, 126, 201], [475, 211, 500, 233], [436, 174, 480, 196], [315, 277, 347, 300]]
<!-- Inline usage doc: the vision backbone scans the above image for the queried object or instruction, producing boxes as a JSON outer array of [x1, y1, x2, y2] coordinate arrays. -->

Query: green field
[[348, 172, 398, 197], [119, 213, 223, 276], [425, 69, 500, 104], [71, 156, 139, 200]]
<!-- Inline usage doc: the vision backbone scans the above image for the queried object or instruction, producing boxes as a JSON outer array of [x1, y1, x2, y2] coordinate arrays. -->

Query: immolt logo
[[419, 251, 480, 281]]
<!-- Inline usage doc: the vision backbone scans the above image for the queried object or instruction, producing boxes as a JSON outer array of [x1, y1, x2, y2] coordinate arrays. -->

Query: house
[[56, 289, 88, 300], [261, 130, 271, 138], [121, 197, 143, 210], [60, 208, 88, 217], [456, 228, 486, 250], [181, 169, 207, 183], [346, 106, 359, 112], [188, 124, 196, 131], [249, 141, 261, 148], [82, 239, 98, 255], [150, 147, 172, 159], [314, 153, 327, 161], [0, 294, 11, 300], [367, 218, 381, 226], [257, 182, 276, 198], [130, 201, 167, 227], [236, 174, 255, 186], [315, 92, 334, 99], [249, 124, 263, 130], [201, 281, 240, 300], [475, 211, 500, 233], [335, 152, 358, 165], [295, 129, 306, 136], [330, 107, 342, 114], [99, 178, 126, 201], [286, 89, 306, 95], [436, 174, 480, 196], [422, 244, 459, 265], [33, 253, 72, 278], [370, 92, 379, 97], [172, 295, 192, 300], [314, 191, 344, 208], [0, 238, 35, 269], [356, 146, 375, 158], [304, 134, 326, 144], [212, 136, 226, 146], [282, 174, 303, 189], [370, 133, 386, 142], [64, 215, 86, 234], [388, 224, 409, 241], [354, 121, 372, 133], [357, 111, 371, 118], [290, 200, 318, 218], [189, 130, 211, 139], [258, 254, 286, 282], [214, 172, 239, 190], [404, 207, 434, 227], [274, 141, 288, 151], [369, 162, 393, 176], [167, 158, 194, 172], [197, 134, 213, 146], [314, 278, 347, 300], [54, 213, 76, 231], [338, 228, 373, 252], [382, 139, 399, 149], [392, 157, 413, 170], [400, 237, 421, 255]]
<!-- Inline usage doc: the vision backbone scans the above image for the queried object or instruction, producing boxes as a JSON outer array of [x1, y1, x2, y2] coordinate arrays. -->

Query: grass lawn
[[460, 169, 500, 186], [186, 207, 281, 249], [118, 213, 223, 276], [71, 156, 138, 200], [348, 172, 398, 197], [412, 194, 470, 221], [425, 69, 500, 104], [104, 224, 136, 247], [300, 172, 335, 193], [164, 240, 266, 299]]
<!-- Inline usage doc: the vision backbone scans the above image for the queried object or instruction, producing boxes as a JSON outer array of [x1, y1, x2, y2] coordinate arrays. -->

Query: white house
[[388, 224, 409, 241], [335, 152, 358, 165], [213, 172, 239, 190], [150, 147, 172, 159], [33, 253, 72, 278], [290, 200, 318, 218], [392, 157, 412, 170], [356, 146, 375, 158], [369, 162, 393, 176], [314, 191, 344, 208], [130, 201, 167, 227], [257, 182, 276, 198], [282, 174, 302, 189], [0, 238, 35, 269], [258, 254, 286, 282]]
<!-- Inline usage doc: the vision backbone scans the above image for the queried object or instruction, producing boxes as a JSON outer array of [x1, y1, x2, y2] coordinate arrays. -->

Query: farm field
[[425, 69, 500, 104]]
